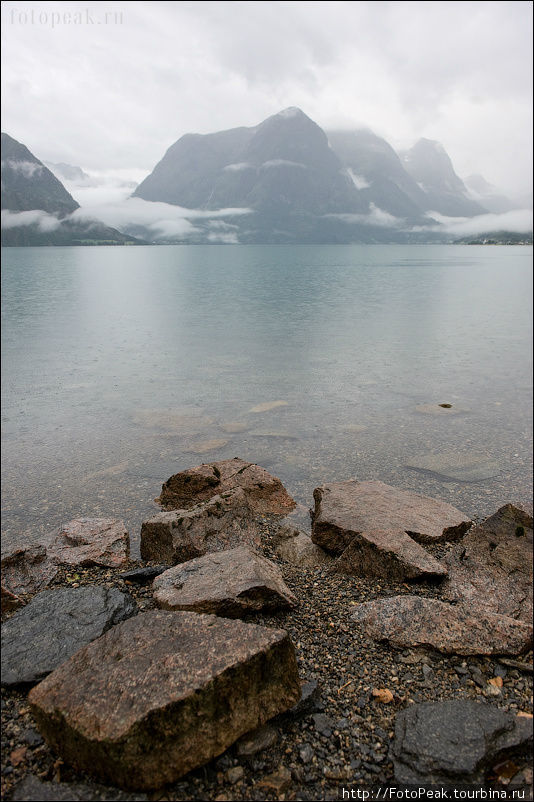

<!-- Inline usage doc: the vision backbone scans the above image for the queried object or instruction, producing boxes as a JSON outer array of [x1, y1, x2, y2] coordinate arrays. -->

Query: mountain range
[[2, 109, 530, 245]]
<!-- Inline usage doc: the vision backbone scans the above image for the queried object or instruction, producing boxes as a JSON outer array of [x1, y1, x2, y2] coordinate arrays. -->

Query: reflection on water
[[2, 244, 532, 552]]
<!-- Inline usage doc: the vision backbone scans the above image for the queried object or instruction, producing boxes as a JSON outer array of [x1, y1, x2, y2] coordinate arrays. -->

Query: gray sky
[[1, 0, 532, 196]]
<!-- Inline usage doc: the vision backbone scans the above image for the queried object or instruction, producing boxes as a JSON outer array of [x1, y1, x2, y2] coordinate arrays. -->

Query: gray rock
[[351, 595, 532, 656], [119, 565, 170, 584], [311, 479, 471, 554], [299, 743, 314, 764], [443, 503, 533, 624], [140, 487, 261, 564], [333, 528, 447, 580], [152, 546, 297, 617], [1, 586, 137, 685], [391, 699, 533, 784], [405, 451, 501, 482], [312, 713, 333, 737], [28, 610, 301, 790], [11, 775, 148, 801]]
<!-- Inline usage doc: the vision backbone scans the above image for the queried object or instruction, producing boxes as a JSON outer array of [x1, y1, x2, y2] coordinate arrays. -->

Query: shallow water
[[2, 244, 532, 553]]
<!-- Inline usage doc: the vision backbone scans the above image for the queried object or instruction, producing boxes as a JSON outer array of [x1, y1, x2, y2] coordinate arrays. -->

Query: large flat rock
[[333, 528, 447, 581], [140, 487, 261, 564], [351, 595, 532, 656], [443, 503, 533, 624], [1, 586, 137, 686], [28, 610, 301, 790], [311, 479, 471, 554], [391, 699, 533, 784], [156, 457, 295, 515], [152, 546, 297, 616]]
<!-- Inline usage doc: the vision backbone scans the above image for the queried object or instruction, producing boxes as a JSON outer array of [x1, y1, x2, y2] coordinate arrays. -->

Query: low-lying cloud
[[425, 208, 533, 236], [1, 209, 60, 231]]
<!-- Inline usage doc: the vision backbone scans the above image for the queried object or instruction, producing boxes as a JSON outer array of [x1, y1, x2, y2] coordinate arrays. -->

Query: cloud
[[1, 208, 60, 230], [326, 204, 402, 228], [1, 159, 43, 178], [424, 209, 533, 236]]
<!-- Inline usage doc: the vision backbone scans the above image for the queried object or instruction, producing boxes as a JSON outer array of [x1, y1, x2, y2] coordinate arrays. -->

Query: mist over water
[[2, 244, 532, 554]]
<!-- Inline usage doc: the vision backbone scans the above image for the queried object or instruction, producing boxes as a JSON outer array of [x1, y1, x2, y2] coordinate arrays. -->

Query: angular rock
[[28, 610, 301, 790], [1, 586, 137, 685], [311, 479, 471, 554], [274, 531, 333, 569], [235, 723, 278, 756], [1, 543, 58, 596], [391, 699, 533, 784], [443, 503, 533, 624], [333, 528, 447, 580], [140, 487, 261, 564], [46, 517, 130, 568], [11, 774, 148, 801], [152, 546, 297, 616], [1, 585, 25, 613], [156, 457, 295, 515], [351, 595, 532, 656], [119, 565, 170, 584]]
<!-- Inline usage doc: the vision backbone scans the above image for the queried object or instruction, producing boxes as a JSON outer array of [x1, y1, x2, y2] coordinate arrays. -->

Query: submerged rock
[[152, 546, 297, 616], [351, 595, 532, 656], [405, 451, 501, 482], [140, 487, 260, 564], [29, 610, 301, 790], [156, 457, 295, 515], [443, 503, 533, 624], [311, 479, 471, 554], [1, 586, 137, 686], [333, 528, 447, 580], [391, 699, 533, 784]]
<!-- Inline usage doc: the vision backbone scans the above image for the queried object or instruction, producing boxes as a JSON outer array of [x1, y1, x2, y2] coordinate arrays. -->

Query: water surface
[[2, 244, 532, 552]]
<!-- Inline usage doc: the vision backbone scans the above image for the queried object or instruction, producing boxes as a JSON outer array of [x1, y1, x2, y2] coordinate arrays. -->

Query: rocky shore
[[1, 459, 532, 801]]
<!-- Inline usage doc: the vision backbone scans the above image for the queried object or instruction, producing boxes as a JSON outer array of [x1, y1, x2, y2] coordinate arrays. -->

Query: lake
[[2, 244, 532, 553]]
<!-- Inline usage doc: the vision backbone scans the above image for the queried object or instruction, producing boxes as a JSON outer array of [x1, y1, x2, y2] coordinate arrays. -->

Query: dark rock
[[391, 699, 534, 784], [1, 586, 137, 685], [11, 774, 148, 801], [1, 544, 58, 596], [153, 546, 296, 616], [312, 713, 333, 737], [46, 517, 130, 568], [333, 528, 447, 580], [28, 610, 301, 790], [443, 503, 533, 624], [156, 457, 295, 515], [119, 565, 170, 584], [283, 680, 323, 719], [351, 595, 532, 656], [236, 724, 278, 757], [140, 487, 261, 564], [21, 728, 43, 747], [311, 479, 471, 554]]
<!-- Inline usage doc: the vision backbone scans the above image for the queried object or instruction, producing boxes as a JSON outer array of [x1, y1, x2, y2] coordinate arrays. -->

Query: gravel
[[1, 518, 532, 801]]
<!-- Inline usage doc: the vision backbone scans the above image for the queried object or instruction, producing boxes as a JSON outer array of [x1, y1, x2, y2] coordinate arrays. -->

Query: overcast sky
[[1, 0, 532, 197]]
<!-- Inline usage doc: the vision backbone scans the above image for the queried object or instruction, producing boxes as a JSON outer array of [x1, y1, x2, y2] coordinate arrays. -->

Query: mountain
[[400, 138, 487, 217], [45, 161, 94, 185], [1, 133, 142, 246], [463, 174, 516, 214], [326, 129, 428, 220], [1, 133, 79, 217]]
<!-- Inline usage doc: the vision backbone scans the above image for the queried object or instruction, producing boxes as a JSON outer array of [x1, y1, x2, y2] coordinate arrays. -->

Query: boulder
[[1, 543, 58, 596], [311, 480, 471, 554], [391, 699, 533, 784], [351, 595, 532, 656], [140, 487, 261, 564], [333, 528, 447, 581], [28, 610, 301, 790], [152, 546, 297, 616], [443, 503, 533, 624], [1, 586, 137, 685], [274, 530, 333, 569], [156, 457, 295, 515], [46, 518, 130, 568]]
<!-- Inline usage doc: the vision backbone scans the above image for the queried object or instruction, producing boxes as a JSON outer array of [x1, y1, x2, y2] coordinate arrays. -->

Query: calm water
[[2, 244, 532, 552]]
